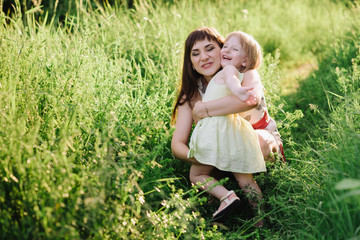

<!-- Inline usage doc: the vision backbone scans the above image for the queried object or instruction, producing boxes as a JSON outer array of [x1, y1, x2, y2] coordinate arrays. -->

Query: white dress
[[187, 72, 266, 173]]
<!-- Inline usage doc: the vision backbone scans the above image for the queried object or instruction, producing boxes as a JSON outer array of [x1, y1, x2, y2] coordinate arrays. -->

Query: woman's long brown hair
[[172, 27, 224, 123]]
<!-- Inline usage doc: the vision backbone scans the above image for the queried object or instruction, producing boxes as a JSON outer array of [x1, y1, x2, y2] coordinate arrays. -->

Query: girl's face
[[221, 36, 247, 69], [190, 39, 222, 82]]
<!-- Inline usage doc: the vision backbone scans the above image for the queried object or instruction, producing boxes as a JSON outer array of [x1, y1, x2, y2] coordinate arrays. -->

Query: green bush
[[287, 31, 360, 239]]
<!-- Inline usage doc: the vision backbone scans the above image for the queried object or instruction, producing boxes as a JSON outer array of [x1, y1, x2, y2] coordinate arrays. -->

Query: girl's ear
[[242, 58, 248, 67]]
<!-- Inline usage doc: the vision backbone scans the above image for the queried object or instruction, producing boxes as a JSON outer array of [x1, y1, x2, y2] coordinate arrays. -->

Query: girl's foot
[[212, 190, 241, 222]]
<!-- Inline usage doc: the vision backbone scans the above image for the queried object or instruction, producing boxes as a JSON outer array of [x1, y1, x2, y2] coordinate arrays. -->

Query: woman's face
[[190, 39, 222, 82], [221, 36, 247, 69]]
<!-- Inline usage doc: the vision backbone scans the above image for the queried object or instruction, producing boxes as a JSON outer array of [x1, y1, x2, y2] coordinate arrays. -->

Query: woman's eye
[[207, 46, 215, 51], [192, 52, 199, 56]]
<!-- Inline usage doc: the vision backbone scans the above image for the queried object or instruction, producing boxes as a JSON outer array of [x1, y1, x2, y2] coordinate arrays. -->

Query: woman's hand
[[193, 101, 207, 124]]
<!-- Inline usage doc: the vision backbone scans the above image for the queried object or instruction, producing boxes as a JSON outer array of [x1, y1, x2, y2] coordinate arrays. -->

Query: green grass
[[0, 0, 359, 239]]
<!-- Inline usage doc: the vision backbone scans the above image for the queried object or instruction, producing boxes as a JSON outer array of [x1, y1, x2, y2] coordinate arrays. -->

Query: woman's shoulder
[[179, 92, 202, 109]]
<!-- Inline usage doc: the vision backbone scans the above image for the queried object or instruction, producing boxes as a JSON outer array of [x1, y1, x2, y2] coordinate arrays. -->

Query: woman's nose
[[200, 52, 209, 61]]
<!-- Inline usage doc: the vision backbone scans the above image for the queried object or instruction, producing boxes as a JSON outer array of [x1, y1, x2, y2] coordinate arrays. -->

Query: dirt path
[[280, 61, 318, 96]]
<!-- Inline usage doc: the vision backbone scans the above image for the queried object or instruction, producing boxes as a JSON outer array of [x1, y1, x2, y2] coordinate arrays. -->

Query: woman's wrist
[[203, 102, 212, 117], [193, 101, 207, 121]]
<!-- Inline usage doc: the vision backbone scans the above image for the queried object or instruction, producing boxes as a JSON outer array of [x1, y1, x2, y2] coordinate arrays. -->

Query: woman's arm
[[192, 96, 251, 123], [171, 102, 200, 164]]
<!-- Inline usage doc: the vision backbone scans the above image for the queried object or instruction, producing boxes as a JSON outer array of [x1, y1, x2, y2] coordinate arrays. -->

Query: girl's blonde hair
[[225, 31, 262, 72]]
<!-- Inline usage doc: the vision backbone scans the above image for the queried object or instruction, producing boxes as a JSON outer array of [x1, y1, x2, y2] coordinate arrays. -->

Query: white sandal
[[212, 190, 241, 222]]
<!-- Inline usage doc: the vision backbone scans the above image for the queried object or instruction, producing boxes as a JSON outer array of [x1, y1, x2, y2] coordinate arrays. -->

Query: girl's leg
[[190, 164, 238, 214], [233, 173, 264, 226], [189, 164, 228, 200]]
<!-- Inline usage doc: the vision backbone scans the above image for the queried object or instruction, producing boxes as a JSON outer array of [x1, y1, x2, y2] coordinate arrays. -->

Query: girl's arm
[[193, 68, 262, 122], [223, 65, 256, 102], [171, 101, 200, 164]]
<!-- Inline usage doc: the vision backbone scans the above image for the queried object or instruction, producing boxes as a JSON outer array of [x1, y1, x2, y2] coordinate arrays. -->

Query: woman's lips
[[201, 62, 213, 69]]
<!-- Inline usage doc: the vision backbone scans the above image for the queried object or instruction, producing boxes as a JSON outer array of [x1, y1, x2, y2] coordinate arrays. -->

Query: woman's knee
[[257, 137, 271, 161], [256, 131, 278, 161], [189, 167, 200, 183], [189, 171, 196, 183]]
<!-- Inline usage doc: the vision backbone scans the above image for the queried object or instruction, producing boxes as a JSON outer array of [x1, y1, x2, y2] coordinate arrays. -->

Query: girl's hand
[[236, 87, 257, 105]]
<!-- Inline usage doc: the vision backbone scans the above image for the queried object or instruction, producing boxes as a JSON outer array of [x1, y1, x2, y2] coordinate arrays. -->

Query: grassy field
[[0, 0, 359, 239]]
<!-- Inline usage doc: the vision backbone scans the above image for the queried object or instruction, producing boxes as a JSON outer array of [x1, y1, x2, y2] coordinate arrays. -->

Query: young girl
[[187, 31, 266, 225]]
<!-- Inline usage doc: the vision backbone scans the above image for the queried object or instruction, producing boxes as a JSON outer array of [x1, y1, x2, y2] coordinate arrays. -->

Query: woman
[[171, 27, 283, 165]]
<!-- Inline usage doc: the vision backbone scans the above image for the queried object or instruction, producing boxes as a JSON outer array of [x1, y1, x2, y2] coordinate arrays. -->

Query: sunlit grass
[[0, 0, 359, 239]]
